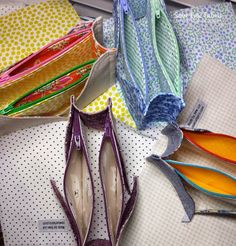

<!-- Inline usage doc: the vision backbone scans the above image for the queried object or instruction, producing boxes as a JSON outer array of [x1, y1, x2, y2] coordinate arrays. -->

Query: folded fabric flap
[[142, 94, 184, 129], [50, 180, 81, 246], [72, 99, 111, 131], [117, 177, 138, 241], [119, 74, 184, 129], [74, 51, 116, 112], [161, 123, 183, 157], [127, 0, 147, 19], [92, 16, 104, 46], [147, 156, 195, 222]]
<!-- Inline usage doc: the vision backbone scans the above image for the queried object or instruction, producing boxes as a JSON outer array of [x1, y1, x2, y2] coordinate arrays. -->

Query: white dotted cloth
[[0, 120, 156, 245]]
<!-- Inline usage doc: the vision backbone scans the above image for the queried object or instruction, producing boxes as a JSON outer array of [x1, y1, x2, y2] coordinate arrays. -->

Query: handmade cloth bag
[[0, 17, 116, 118], [113, 0, 184, 129]]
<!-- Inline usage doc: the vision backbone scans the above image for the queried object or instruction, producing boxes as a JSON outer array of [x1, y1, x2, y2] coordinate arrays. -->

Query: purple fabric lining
[[86, 239, 112, 246]]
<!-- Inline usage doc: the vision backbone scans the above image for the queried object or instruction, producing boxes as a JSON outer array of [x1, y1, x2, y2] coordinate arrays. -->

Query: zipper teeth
[[4, 60, 95, 115], [152, 3, 181, 96], [6, 30, 91, 79], [8, 74, 89, 115]]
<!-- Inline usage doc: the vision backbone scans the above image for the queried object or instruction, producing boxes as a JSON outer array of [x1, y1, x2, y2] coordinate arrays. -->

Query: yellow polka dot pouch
[[0, 0, 80, 72]]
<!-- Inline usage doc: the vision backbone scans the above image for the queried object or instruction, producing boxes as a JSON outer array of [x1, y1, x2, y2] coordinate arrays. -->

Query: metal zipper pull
[[156, 8, 161, 18], [74, 135, 81, 150], [121, 0, 129, 14]]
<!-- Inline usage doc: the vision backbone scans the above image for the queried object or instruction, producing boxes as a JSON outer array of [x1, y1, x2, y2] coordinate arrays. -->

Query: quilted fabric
[[169, 2, 236, 91], [114, 0, 184, 129], [86, 2, 183, 129], [100, 3, 236, 127], [0, 0, 80, 72]]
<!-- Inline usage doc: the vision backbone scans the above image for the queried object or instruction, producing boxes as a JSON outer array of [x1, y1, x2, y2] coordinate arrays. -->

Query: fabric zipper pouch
[[51, 99, 137, 245], [165, 159, 236, 202], [0, 17, 107, 111], [0, 28, 91, 86], [114, 0, 184, 129], [0, 60, 95, 117], [167, 127, 236, 214]]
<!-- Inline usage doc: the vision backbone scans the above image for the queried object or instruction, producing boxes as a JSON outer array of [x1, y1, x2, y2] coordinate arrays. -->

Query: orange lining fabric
[[171, 164, 236, 196], [183, 130, 236, 164]]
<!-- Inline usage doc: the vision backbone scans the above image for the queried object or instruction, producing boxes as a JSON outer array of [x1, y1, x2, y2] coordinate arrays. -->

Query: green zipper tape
[[0, 59, 96, 116], [151, 0, 181, 96]]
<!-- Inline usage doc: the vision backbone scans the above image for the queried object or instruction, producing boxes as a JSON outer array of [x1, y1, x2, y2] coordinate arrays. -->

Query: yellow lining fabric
[[171, 164, 236, 196], [184, 131, 236, 162]]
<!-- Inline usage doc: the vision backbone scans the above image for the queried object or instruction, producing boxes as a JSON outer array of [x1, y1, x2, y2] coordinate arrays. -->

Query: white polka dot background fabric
[[1, 118, 236, 245], [0, 120, 156, 245]]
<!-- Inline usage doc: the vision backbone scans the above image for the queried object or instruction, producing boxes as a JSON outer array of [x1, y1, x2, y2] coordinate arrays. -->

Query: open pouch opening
[[99, 138, 123, 245], [64, 143, 93, 244], [166, 160, 236, 199], [0, 17, 108, 111], [151, 0, 181, 96], [121, 5, 146, 95], [0, 61, 95, 116], [183, 130, 236, 164], [6, 31, 90, 78]]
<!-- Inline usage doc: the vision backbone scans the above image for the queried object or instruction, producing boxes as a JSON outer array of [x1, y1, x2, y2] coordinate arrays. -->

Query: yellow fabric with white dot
[[84, 85, 136, 128], [0, 0, 80, 72]]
